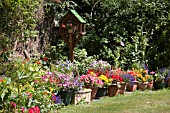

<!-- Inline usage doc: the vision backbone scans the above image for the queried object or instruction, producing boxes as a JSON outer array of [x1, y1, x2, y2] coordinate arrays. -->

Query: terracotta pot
[[108, 85, 119, 97], [119, 82, 127, 94], [139, 82, 148, 91], [126, 82, 138, 92], [147, 82, 154, 90], [90, 87, 98, 100]]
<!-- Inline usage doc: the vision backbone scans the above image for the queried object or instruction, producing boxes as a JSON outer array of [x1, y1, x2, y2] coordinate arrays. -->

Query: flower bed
[[1, 58, 170, 112]]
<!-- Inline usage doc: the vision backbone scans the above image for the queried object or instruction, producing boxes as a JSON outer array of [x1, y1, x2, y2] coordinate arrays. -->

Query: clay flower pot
[[119, 82, 127, 95], [147, 81, 154, 90], [139, 82, 148, 91], [108, 84, 119, 97], [126, 81, 138, 92]]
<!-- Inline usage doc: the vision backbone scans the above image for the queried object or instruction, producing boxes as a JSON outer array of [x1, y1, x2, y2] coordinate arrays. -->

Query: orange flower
[[36, 60, 41, 64], [0, 78, 4, 82]]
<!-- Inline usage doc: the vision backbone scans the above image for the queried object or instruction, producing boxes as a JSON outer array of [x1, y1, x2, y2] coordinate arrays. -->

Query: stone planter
[[72, 89, 92, 105]]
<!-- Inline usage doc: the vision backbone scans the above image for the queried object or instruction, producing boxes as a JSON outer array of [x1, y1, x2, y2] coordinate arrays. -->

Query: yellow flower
[[108, 78, 113, 83], [140, 69, 143, 73], [142, 77, 146, 82], [50, 87, 53, 93], [145, 75, 150, 79], [99, 75, 109, 83], [90, 71, 95, 75]]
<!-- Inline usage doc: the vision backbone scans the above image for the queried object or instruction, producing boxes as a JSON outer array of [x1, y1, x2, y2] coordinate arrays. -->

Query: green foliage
[[73, 0, 170, 70], [74, 48, 98, 75], [0, 58, 61, 112], [0, 0, 41, 50]]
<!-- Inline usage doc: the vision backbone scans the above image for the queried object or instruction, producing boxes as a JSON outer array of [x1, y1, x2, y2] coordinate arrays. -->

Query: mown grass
[[60, 88, 170, 113]]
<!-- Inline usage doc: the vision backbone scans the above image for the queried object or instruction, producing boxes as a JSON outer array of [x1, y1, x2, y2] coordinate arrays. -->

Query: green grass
[[60, 88, 170, 113]]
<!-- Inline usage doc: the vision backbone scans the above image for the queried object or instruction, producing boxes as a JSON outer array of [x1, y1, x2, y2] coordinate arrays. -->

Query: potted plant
[[122, 71, 137, 92], [154, 68, 166, 90], [86, 60, 111, 98], [80, 73, 103, 100], [147, 71, 154, 90], [107, 68, 125, 96], [57, 73, 82, 106], [136, 69, 150, 91], [96, 74, 110, 97]]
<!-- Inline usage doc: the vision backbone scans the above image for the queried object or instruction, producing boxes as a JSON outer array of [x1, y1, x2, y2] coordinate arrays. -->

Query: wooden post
[[69, 33, 74, 62]]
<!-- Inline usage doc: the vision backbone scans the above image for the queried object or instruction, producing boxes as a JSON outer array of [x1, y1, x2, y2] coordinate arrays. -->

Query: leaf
[[1, 88, 7, 101]]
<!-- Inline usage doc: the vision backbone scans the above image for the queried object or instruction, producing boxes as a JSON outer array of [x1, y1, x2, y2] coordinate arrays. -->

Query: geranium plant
[[80, 73, 103, 88]]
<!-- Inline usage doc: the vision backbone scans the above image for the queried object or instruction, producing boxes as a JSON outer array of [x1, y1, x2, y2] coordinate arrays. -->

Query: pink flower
[[150, 71, 155, 75], [69, 23, 72, 26], [11, 102, 16, 107], [21, 107, 25, 113], [61, 23, 66, 28], [28, 108, 34, 113], [34, 106, 40, 113], [28, 106, 40, 113]]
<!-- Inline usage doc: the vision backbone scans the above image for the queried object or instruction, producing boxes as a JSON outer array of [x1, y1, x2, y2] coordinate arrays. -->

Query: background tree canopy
[[1, 0, 170, 71]]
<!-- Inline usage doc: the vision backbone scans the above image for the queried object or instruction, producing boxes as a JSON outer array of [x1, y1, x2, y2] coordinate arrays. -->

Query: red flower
[[111, 75, 123, 82], [43, 57, 48, 61]]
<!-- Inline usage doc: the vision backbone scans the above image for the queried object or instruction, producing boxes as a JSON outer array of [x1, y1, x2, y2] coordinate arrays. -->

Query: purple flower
[[55, 95, 61, 103]]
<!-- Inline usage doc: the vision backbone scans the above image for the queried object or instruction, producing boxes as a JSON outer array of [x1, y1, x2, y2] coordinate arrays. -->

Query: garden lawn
[[60, 88, 170, 113]]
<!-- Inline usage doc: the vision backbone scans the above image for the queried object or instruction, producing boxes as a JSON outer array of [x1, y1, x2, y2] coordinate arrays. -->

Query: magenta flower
[[11, 102, 16, 107], [21, 107, 25, 113]]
